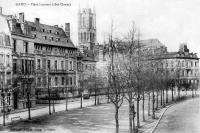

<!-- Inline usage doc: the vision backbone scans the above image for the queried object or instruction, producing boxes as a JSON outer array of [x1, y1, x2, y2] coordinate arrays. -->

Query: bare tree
[[107, 21, 125, 133]]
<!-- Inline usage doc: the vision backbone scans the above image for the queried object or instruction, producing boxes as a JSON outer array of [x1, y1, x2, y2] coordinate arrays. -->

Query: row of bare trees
[[106, 22, 198, 133]]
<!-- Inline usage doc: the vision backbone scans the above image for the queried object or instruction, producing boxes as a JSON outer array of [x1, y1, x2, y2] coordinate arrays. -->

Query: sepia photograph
[[0, 0, 199, 132]]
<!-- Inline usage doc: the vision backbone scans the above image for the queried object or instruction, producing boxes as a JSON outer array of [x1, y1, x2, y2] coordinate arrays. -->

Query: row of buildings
[[0, 7, 99, 111], [0, 6, 199, 112]]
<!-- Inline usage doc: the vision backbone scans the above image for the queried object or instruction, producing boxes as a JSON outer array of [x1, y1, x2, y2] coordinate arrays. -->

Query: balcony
[[48, 69, 75, 74], [49, 69, 67, 74]]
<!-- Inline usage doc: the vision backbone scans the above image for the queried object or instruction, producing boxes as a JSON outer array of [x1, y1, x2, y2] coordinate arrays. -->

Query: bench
[[11, 116, 22, 122]]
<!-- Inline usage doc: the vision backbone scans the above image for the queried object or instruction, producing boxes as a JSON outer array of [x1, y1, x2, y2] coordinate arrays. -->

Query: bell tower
[[78, 6, 96, 52]]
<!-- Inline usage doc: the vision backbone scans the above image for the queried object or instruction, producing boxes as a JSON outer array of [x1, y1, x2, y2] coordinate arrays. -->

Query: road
[[0, 96, 105, 125], [154, 96, 200, 133]]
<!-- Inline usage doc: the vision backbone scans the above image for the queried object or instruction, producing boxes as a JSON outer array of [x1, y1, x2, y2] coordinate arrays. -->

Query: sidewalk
[[138, 92, 198, 133]]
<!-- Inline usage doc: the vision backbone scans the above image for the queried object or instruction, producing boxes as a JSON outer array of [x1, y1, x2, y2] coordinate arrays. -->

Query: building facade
[[1, 8, 78, 109], [0, 10, 13, 111]]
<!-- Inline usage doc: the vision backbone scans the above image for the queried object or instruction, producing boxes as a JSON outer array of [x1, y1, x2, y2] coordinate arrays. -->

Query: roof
[[8, 16, 76, 48]]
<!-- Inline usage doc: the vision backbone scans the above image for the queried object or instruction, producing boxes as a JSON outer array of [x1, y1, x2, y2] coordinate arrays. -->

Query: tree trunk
[[132, 103, 136, 133], [95, 90, 97, 106], [107, 89, 110, 103], [142, 91, 145, 121], [129, 100, 133, 133], [156, 90, 158, 109], [148, 92, 150, 116], [52, 95, 55, 113], [172, 86, 174, 101], [115, 106, 119, 133], [162, 89, 165, 106], [66, 90, 68, 111], [152, 88, 155, 119], [80, 92, 83, 108], [160, 89, 162, 106], [136, 94, 140, 128], [166, 88, 168, 103], [192, 87, 194, 98]]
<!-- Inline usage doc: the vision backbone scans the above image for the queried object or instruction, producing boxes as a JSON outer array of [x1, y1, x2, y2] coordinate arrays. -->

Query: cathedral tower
[[78, 7, 96, 52]]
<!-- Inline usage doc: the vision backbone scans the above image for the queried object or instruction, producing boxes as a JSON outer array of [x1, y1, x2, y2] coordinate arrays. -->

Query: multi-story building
[[2, 8, 77, 109], [160, 44, 199, 89], [0, 9, 13, 111]]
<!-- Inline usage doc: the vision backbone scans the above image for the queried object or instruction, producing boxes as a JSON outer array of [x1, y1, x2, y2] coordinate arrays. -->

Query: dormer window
[[43, 36, 47, 40], [56, 38, 60, 41], [55, 31, 59, 35], [32, 34, 36, 38]]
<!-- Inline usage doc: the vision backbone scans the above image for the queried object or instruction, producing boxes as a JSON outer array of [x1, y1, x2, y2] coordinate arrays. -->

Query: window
[[69, 77, 73, 85], [42, 29, 45, 32], [43, 36, 47, 40], [191, 61, 193, 67], [74, 76, 76, 85], [51, 37, 53, 41], [38, 77, 41, 87], [61, 61, 64, 70], [55, 77, 58, 86], [62, 77, 64, 85], [6, 55, 9, 67], [55, 31, 59, 35], [69, 61, 73, 70], [0, 54, 3, 64], [24, 41, 28, 53], [31, 26, 36, 31], [56, 38, 60, 41], [55, 60, 57, 70], [47, 60, 51, 70], [182, 61, 184, 67], [32, 34, 36, 38], [13, 59, 17, 74], [49, 30, 52, 33], [49, 77, 51, 86], [37, 59, 41, 69]]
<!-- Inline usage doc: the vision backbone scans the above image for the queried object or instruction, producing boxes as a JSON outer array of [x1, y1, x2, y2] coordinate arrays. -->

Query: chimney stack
[[19, 12, 24, 23], [35, 18, 40, 24], [65, 23, 70, 38]]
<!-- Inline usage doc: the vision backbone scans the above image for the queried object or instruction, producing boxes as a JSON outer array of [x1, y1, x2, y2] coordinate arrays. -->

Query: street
[[154, 96, 200, 133], [0, 91, 194, 133]]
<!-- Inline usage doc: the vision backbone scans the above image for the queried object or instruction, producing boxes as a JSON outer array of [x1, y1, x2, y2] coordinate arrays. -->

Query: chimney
[[35, 18, 40, 24], [54, 25, 58, 27], [19, 12, 24, 23], [0, 7, 2, 15], [65, 23, 70, 37]]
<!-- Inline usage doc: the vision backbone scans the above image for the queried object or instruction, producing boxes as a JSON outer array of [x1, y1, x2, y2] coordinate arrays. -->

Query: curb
[[150, 96, 199, 133], [150, 104, 174, 133]]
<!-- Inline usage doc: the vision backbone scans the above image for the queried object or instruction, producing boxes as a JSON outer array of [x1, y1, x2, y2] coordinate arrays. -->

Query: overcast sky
[[0, 0, 200, 55]]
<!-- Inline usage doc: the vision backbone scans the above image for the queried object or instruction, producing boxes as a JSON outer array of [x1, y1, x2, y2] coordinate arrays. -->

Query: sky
[[0, 0, 200, 56]]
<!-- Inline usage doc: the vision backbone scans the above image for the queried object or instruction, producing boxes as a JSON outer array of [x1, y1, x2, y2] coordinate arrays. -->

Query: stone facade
[[1, 9, 77, 109], [0, 11, 13, 111]]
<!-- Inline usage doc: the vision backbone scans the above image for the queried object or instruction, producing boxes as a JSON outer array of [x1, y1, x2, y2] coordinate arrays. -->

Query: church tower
[[78, 7, 96, 52]]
